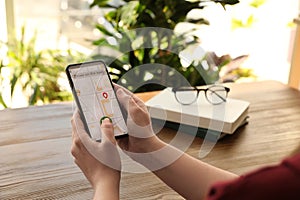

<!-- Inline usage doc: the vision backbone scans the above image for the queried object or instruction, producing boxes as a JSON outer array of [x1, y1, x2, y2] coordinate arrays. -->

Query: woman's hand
[[71, 111, 120, 200], [114, 84, 166, 154]]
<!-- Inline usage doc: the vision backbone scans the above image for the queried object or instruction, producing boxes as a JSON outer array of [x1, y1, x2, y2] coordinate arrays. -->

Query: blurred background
[[0, 0, 299, 109]]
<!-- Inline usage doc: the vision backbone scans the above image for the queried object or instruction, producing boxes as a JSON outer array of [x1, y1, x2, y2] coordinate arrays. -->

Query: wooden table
[[1, 80, 300, 199]]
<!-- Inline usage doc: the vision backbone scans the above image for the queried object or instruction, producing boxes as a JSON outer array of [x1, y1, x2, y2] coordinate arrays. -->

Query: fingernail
[[116, 88, 124, 96], [100, 116, 112, 125]]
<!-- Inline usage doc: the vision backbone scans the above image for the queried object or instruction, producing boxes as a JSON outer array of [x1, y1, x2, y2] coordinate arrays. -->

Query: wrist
[[132, 135, 166, 153], [92, 168, 120, 189], [93, 174, 120, 200], [128, 140, 183, 172]]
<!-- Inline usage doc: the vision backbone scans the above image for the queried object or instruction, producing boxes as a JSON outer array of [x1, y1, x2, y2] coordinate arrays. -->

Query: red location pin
[[102, 92, 108, 99]]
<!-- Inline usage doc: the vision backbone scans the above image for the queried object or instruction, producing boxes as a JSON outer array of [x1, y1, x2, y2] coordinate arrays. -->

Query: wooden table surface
[[1, 80, 300, 199]]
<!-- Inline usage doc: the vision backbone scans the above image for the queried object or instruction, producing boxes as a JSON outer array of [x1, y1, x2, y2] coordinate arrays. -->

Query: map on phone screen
[[68, 61, 127, 141]]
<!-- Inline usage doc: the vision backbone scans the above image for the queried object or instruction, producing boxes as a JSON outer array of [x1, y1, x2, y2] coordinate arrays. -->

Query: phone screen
[[66, 60, 127, 141]]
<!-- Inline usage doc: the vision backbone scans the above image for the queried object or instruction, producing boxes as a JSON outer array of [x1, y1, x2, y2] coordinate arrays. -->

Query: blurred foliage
[[250, 0, 266, 8], [0, 26, 86, 108], [231, 0, 266, 30], [232, 15, 255, 29], [211, 53, 256, 82], [90, 0, 241, 92]]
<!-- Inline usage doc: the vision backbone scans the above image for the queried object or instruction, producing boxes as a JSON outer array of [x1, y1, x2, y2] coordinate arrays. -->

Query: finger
[[71, 110, 86, 157], [116, 88, 149, 123], [115, 87, 147, 111], [114, 84, 148, 112], [128, 97, 150, 127], [113, 83, 134, 96], [71, 110, 81, 142], [130, 94, 148, 112], [72, 110, 92, 145], [116, 88, 132, 113], [112, 82, 121, 91], [100, 118, 116, 145], [72, 110, 84, 131]]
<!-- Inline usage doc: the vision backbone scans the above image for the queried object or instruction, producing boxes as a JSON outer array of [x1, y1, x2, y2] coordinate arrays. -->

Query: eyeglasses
[[172, 85, 230, 105]]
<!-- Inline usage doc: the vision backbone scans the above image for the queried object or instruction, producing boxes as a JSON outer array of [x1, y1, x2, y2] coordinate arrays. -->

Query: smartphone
[[66, 60, 128, 141]]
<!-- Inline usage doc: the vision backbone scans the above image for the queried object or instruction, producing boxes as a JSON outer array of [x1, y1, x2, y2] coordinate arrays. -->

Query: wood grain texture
[[1, 80, 300, 199]]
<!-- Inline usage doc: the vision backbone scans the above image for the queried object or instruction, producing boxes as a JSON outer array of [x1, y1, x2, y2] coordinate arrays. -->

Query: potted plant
[[0, 26, 85, 108], [89, 0, 241, 92]]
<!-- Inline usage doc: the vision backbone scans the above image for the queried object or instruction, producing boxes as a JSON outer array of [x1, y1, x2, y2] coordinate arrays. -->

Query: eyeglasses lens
[[175, 90, 198, 105]]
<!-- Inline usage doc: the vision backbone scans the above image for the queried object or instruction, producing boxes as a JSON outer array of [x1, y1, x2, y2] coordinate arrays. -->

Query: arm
[[71, 111, 120, 200], [150, 147, 237, 200], [115, 86, 237, 200]]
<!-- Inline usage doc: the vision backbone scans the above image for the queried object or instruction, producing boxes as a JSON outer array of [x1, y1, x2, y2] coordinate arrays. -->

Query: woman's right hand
[[114, 84, 166, 154]]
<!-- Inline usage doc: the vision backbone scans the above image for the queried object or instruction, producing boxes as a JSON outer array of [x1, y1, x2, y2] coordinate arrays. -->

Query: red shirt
[[206, 154, 300, 200]]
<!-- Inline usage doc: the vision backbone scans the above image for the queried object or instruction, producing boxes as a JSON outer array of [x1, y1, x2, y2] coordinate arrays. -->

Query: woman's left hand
[[71, 110, 120, 199]]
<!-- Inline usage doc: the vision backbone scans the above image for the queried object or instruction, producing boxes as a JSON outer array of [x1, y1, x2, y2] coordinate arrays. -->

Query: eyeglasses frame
[[171, 85, 230, 105]]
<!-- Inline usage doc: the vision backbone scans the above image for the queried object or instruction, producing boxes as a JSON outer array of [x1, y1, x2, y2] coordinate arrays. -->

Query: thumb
[[100, 117, 116, 145]]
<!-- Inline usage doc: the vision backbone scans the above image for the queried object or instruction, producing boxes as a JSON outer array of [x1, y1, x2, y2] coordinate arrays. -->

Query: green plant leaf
[[109, 71, 122, 77], [29, 84, 39, 105], [250, 0, 266, 8], [213, 0, 240, 5], [90, 0, 111, 8], [0, 92, 8, 108], [129, 51, 140, 67], [95, 24, 114, 36], [10, 74, 18, 97], [92, 38, 109, 46], [109, 60, 128, 74]]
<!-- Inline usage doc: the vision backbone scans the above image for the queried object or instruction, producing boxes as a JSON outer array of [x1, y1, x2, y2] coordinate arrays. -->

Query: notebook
[[145, 88, 249, 140]]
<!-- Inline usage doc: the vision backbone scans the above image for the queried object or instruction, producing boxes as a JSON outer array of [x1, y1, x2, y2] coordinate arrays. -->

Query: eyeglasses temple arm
[[210, 90, 227, 102]]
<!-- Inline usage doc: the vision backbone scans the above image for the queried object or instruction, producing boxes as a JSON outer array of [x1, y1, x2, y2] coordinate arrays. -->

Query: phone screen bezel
[[66, 60, 128, 141]]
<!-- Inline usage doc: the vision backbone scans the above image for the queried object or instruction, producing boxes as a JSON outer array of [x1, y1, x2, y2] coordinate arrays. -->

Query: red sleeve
[[206, 154, 300, 200]]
